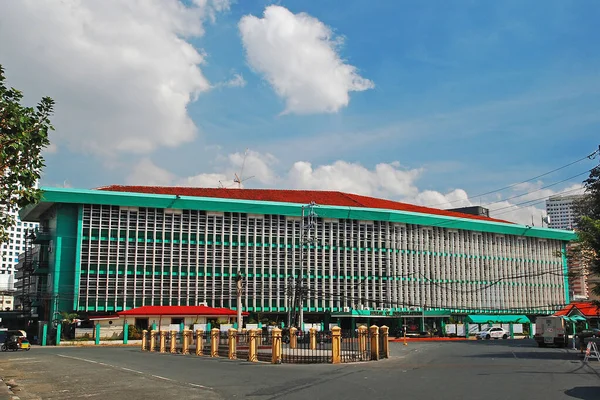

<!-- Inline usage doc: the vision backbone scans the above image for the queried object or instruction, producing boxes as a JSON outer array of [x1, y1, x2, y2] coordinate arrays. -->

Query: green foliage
[[60, 311, 79, 324], [0, 64, 54, 243], [128, 324, 143, 340], [572, 164, 600, 296]]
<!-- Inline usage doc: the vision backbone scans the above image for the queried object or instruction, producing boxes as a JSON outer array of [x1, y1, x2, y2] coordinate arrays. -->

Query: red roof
[[553, 302, 600, 318], [98, 185, 511, 224], [117, 305, 249, 317]]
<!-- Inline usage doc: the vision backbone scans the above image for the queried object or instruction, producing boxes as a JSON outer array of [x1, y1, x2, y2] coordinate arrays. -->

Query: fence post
[[272, 327, 282, 364], [358, 325, 367, 353], [211, 328, 219, 357], [331, 326, 341, 364], [370, 325, 380, 361], [309, 327, 317, 350], [142, 330, 147, 351], [289, 327, 297, 349], [159, 331, 166, 353], [195, 330, 204, 356], [228, 328, 237, 360], [170, 330, 177, 353], [248, 329, 258, 362], [182, 329, 190, 355], [123, 321, 129, 345], [380, 325, 389, 359], [150, 330, 156, 352]]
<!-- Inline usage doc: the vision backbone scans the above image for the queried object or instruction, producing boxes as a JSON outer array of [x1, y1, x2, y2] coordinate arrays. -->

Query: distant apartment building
[[545, 194, 583, 230]]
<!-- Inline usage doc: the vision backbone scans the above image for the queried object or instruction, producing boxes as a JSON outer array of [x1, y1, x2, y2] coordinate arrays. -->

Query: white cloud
[[224, 74, 247, 88], [0, 0, 229, 156], [127, 158, 176, 186], [239, 5, 374, 114]]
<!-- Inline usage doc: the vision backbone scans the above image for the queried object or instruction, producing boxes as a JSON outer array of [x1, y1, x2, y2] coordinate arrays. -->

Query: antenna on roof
[[219, 148, 255, 189]]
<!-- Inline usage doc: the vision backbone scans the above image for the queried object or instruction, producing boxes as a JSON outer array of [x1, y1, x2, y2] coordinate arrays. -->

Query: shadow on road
[[565, 386, 600, 399], [465, 351, 580, 361]]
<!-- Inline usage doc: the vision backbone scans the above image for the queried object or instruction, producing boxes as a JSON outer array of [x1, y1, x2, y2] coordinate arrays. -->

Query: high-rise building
[[0, 206, 38, 292], [545, 194, 584, 230]]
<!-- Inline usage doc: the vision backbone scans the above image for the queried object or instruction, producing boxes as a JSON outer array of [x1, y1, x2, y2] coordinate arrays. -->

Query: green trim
[[21, 187, 578, 241], [562, 242, 570, 304], [73, 205, 83, 310]]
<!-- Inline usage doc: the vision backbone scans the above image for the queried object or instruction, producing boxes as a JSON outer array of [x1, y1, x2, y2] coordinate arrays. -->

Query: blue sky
[[0, 0, 598, 224]]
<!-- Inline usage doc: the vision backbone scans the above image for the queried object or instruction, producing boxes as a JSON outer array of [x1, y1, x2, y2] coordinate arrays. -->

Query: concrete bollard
[[331, 326, 342, 364], [150, 330, 157, 352], [380, 325, 389, 359], [289, 327, 298, 349], [228, 328, 237, 360], [170, 330, 177, 354], [142, 330, 148, 351], [182, 330, 190, 355], [123, 322, 129, 345], [211, 328, 219, 357], [248, 329, 258, 362], [370, 325, 380, 361], [195, 330, 204, 356], [272, 327, 282, 364], [159, 331, 167, 353], [309, 327, 317, 350], [358, 325, 368, 353]]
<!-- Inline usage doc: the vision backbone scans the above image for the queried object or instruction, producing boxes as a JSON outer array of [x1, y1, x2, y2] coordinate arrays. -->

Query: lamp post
[[236, 270, 244, 333]]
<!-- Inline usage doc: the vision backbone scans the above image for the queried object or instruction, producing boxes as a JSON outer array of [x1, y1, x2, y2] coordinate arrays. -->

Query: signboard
[[193, 324, 207, 332], [168, 324, 181, 332], [220, 324, 233, 332], [246, 324, 259, 330], [584, 341, 600, 362]]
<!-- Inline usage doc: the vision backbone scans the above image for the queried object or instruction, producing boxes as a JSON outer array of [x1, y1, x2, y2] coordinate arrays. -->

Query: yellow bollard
[[403, 326, 408, 346], [309, 327, 317, 350], [195, 330, 204, 356], [228, 328, 237, 360], [150, 330, 157, 352], [142, 330, 148, 351], [370, 325, 380, 361], [170, 331, 177, 354], [289, 327, 298, 349], [331, 326, 342, 364], [272, 327, 282, 364], [380, 325, 389, 359], [248, 329, 258, 362], [182, 330, 190, 355], [211, 328, 219, 357], [159, 331, 166, 353]]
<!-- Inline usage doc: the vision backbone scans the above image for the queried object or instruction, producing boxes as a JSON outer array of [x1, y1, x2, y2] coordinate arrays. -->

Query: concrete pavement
[[1, 339, 599, 399]]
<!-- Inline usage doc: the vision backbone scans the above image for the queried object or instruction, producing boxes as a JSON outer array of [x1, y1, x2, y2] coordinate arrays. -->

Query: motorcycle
[[1, 340, 19, 352]]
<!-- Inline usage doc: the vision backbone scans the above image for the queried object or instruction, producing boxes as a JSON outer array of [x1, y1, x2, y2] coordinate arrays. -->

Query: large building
[[546, 194, 583, 230], [18, 186, 576, 329]]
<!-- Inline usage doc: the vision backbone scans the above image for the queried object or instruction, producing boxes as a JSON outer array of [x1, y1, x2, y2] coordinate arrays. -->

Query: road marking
[[512, 352, 518, 359], [6, 358, 38, 361], [56, 354, 213, 390], [152, 375, 173, 381]]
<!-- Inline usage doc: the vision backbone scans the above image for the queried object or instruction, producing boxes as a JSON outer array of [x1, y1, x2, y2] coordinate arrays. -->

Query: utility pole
[[294, 202, 317, 331], [236, 270, 244, 333]]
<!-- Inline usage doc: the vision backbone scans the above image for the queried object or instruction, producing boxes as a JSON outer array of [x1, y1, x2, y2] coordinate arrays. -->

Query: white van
[[534, 316, 568, 347]]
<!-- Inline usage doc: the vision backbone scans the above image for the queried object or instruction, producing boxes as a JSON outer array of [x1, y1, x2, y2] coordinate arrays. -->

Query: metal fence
[[279, 330, 333, 364], [340, 329, 371, 363]]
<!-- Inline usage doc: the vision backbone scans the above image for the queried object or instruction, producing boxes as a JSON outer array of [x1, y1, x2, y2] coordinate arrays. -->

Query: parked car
[[476, 327, 509, 340]]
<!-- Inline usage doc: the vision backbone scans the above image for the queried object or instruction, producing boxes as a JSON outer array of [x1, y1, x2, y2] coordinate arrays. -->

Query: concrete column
[[465, 323, 469, 339], [228, 328, 237, 360], [272, 327, 282, 364], [42, 324, 47, 347], [95, 323, 100, 345], [210, 328, 219, 357], [56, 323, 62, 346], [370, 325, 379, 361], [123, 322, 129, 345], [141, 330, 148, 351], [149, 330, 156, 352], [509, 324, 514, 339], [529, 322, 534, 339], [331, 326, 342, 364], [248, 329, 258, 362], [159, 331, 166, 353], [380, 325, 389, 359], [170, 330, 177, 354], [196, 330, 205, 355], [289, 327, 298, 349], [309, 327, 317, 350], [358, 325, 367, 353], [182, 330, 190, 355]]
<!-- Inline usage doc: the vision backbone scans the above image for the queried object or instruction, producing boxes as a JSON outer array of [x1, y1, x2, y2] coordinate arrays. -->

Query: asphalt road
[[1, 339, 599, 400]]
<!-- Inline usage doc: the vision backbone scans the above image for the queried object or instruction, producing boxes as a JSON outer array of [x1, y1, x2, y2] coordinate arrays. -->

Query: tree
[[572, 163, 600, 297], [0, 65, 54, 243]]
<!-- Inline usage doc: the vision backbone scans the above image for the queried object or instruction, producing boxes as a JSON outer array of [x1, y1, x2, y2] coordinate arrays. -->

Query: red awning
[[117, 305, 249, 317]]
